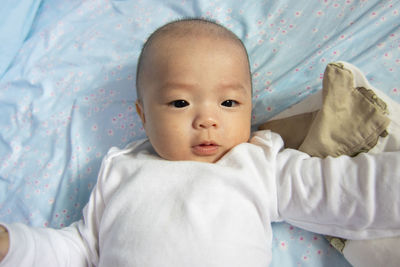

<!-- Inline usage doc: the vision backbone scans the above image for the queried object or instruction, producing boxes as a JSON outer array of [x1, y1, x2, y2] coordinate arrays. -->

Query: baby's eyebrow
[[218, 82, 250, 95], [160, 81, 250, 95], [161, 82, 197, 91]]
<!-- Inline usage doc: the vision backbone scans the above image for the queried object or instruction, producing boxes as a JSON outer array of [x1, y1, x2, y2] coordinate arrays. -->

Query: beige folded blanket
[[259, 62, 389, 157]]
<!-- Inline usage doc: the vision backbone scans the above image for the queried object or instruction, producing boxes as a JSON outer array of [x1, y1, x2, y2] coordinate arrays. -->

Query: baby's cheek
[[231, 127, 250, 144], [154, 131, 187, 160]]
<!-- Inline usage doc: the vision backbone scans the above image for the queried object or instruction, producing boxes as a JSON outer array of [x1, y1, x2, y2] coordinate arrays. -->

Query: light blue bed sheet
[[1, 0, 399, 266], [0, 0, 42, 77]]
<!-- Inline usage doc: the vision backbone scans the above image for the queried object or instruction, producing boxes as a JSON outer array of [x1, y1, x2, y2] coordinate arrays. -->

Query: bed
[[0, 0, 399, 266]]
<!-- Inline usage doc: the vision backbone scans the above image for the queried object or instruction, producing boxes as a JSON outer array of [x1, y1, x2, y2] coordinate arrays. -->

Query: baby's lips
[[192, 142, 220, 156]]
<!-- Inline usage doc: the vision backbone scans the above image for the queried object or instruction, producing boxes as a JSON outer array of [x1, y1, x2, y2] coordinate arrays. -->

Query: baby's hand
[[0, 226, 9, 262]]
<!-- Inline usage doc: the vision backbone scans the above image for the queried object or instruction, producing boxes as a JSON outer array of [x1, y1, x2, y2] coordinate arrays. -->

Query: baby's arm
[[276, 149, 400, 239], [0, 145, 119, 266], [0, 226, 8, 262], [0, 222, 92, 266]]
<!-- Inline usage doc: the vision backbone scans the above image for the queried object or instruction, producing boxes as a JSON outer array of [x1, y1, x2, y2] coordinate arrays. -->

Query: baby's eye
[[221, 100, 239, 107], [169, 100, 189, 108]]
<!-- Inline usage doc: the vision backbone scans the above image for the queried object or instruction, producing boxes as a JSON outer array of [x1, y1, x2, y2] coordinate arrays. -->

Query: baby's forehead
[[144, 32, 250, 80], [136, 19, 251, 100]]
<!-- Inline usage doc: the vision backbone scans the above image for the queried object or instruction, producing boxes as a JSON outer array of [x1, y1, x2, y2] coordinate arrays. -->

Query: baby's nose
[[193, 115, 218, 129]]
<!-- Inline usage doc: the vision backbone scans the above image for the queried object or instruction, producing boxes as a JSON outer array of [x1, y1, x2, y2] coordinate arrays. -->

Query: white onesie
[[1, 130, 400, 267]]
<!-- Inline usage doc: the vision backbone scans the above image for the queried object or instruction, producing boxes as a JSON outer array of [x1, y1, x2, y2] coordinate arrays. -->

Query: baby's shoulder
[[250, 130, 285, 152], [105, 138, 153, 160], [100, 138, 160, 175]]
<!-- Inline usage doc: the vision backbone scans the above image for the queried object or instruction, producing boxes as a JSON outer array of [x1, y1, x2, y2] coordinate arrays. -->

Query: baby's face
[[136, 35, 252, 163]]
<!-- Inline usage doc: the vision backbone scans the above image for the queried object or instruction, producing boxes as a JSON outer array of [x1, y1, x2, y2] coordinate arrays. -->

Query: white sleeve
[[0, 223, 90, 267], [276, 149, 400, 240], [0, 145, 122, 267]]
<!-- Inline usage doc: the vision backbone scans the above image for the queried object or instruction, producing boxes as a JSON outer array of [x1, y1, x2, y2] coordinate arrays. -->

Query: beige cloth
[[259, 62, 390, 158]]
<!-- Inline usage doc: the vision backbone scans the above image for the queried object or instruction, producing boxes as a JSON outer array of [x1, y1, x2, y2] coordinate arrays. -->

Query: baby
[[1, 18, 400, 267], [134, 17, 252, 163]]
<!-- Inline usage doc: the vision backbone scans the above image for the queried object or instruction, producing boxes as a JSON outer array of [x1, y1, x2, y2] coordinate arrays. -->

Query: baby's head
[[135, 18, 252, 163]]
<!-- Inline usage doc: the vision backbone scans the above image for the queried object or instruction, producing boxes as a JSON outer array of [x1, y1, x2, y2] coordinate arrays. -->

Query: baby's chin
[[158, 150, 228, 163]]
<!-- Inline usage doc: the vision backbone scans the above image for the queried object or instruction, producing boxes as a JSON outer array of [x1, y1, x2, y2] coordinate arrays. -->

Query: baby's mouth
[[192, 141, 220, 156]]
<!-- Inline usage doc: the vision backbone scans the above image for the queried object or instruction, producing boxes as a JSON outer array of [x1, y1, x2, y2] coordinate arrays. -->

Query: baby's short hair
[[135, 18, 250, 101]]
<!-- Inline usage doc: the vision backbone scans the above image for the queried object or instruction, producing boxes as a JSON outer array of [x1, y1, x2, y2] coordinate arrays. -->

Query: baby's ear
[[135, 100, 146, 124]]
